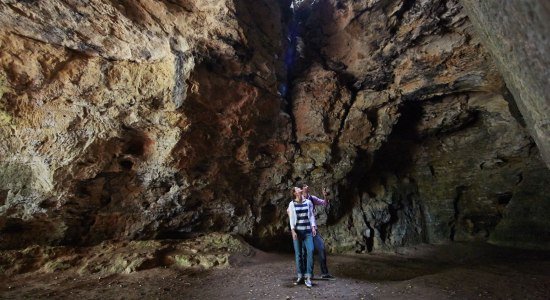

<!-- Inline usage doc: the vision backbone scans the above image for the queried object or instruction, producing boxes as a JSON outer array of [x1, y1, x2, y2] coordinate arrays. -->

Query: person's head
[[302, 184, 309, 195], [296, 182, 309, 195], [291, 186, 302, 199]]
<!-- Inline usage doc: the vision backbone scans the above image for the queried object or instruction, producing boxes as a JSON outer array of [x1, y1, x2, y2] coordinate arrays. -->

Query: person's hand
[[312, 226, 317, 237], [322, 187, 330, 199], [291, 230, 297, 240]]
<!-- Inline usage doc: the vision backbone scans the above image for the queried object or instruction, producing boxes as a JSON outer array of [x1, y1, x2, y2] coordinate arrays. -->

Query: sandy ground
[[1, 242, 549, 299]]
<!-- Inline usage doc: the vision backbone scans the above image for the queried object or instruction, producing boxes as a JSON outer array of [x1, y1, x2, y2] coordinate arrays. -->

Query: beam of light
[[278, 0, 318, 97]]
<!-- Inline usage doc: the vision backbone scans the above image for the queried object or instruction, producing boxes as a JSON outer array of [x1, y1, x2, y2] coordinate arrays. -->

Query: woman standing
[[288, 186, 317, 288]]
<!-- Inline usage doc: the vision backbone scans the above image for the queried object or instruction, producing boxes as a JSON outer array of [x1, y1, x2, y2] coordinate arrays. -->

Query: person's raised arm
[[309, 187, 330, 206]]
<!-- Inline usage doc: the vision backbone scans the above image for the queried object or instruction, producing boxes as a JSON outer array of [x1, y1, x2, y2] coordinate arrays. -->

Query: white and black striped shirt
[[294, 201, 311, 232]]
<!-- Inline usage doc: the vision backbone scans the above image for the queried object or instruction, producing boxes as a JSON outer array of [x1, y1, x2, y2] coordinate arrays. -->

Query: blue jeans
[[293, 231, 313, 278], [301, 234, 329, 276]]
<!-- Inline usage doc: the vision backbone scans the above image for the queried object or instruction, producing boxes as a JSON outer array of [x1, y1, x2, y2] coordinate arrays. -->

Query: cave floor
[[1, 242, 549, 299]]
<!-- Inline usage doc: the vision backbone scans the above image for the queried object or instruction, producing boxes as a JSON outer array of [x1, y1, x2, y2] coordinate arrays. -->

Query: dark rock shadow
[[332, 242, 550, 282]]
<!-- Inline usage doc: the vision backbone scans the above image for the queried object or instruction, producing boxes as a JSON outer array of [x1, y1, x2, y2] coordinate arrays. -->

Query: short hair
[[296, 182, 304, 189]]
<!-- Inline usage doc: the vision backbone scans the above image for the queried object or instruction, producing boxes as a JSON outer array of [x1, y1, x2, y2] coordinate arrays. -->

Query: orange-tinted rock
[[0, 0, 548, 253]]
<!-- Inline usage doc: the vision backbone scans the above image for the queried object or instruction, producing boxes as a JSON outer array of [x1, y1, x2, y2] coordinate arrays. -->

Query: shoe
[[321, 274, 335, 280], [305, 277, 312, 288], [294, 277, 304, 285]]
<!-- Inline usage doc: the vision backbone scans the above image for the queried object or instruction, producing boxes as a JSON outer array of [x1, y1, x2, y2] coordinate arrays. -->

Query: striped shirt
[[294, 201, 311, 232]]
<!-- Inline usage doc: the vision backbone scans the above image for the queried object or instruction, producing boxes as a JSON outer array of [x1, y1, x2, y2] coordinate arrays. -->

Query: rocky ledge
[[0, 233, 253, 276]]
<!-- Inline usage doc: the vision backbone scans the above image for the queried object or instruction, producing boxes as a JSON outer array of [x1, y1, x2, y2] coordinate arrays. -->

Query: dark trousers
[[300, 234, 329, 276]]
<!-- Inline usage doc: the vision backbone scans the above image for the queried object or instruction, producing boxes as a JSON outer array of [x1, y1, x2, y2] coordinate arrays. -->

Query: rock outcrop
[[0, 0, 290, 249], [0, 233, 253, 276], [461, 0, 550, 168], [285, 0, 550, 252], [0, 0, 549, 256]]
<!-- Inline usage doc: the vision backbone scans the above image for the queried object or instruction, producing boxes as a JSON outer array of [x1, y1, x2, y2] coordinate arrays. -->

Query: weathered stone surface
[[0, 233, 253, 276], [0, 0, 548, 256], [412, 93, 550, 244], [0, 0, 290, 249], [285, 0, 549, 252], [461, 0, 550, 167], [303, 0, 503, 94]]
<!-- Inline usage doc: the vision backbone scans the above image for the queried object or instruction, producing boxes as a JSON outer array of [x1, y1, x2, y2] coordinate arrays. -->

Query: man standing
[[299, 183, 335, 279]]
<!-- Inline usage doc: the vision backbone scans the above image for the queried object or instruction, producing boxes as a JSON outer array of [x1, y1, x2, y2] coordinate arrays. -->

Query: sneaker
[[321, 274, 335, 280], [294, 277, 304, 285], [304, 277, 312, 288]]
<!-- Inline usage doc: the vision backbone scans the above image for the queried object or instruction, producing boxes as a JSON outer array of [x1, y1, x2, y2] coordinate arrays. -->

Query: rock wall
[[412, 93, 550, 248], [277, 0, 550, 252], [0, 0, 291, 249], [0, 0, 549, 252], [461, 0, 550, 168]]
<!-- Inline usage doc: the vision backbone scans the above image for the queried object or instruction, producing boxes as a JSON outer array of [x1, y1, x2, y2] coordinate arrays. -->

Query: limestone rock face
[[0, 0, 549, 254], [461, 0, 550, 168], [0, 233, 252, 276], [412, 93, 550, 247], [288, 0, 550, 252], [0, 0, 290, 249]]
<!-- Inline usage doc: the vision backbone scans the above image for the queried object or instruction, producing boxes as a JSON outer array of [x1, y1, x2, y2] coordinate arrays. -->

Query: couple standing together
[[287, 183, 334, 288]]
